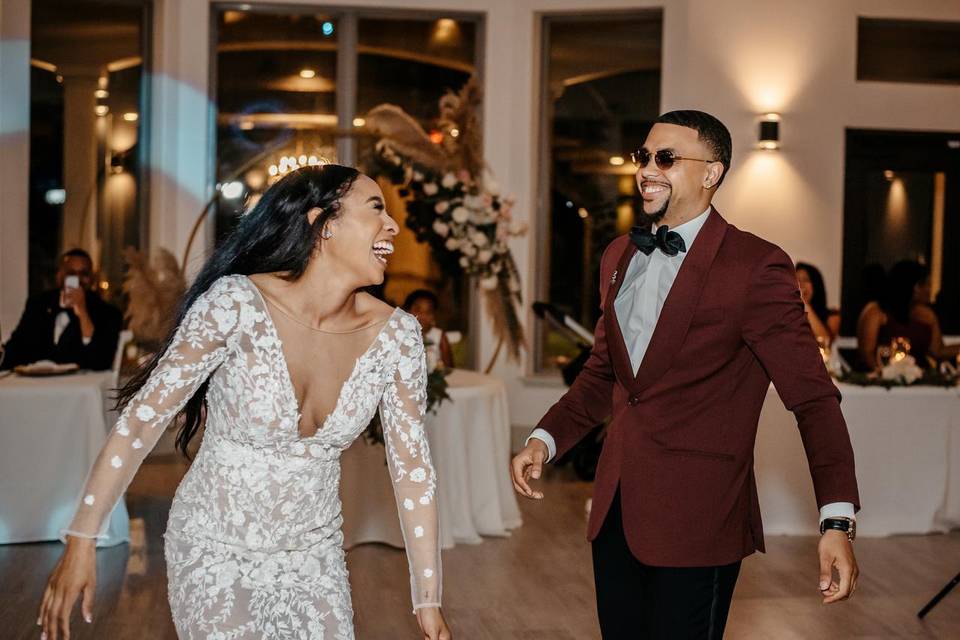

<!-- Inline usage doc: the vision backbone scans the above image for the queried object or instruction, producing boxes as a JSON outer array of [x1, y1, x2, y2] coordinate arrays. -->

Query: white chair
[[112, 330, 134, 388]]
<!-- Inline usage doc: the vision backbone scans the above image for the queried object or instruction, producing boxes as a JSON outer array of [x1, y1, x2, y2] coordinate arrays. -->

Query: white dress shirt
[[54, 297, 92, 346], [529, 207, 854, 524]]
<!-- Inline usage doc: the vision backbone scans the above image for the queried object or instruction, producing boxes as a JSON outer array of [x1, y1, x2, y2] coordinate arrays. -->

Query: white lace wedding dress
[[62, 274, 441, 639]]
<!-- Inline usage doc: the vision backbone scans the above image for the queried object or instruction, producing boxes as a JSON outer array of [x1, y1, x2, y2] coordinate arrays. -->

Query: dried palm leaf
[[122, 247, 186, 347]]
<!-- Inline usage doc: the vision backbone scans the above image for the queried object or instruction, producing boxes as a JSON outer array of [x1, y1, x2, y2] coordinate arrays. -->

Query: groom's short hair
[[656, 110, 732, 187]]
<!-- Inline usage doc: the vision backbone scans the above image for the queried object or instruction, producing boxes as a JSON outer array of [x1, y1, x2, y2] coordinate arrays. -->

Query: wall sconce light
[[758, 113, 780, 150]]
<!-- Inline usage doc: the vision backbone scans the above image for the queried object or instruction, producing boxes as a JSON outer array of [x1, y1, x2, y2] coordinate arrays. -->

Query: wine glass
[[876, 344, 893, 370], [816, 336, 830, 364]]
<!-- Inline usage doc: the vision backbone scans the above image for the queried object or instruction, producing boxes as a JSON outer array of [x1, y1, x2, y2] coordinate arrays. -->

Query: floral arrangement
[[836, 361, 959, 389], [364, 78, 527, 364]]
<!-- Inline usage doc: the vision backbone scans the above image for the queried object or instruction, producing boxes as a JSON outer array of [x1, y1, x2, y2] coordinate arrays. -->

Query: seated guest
[[0, 249, 122, 371], [403, 289, 454, 370], [796, 262, 840, 346], [858, 260, 959, 370]]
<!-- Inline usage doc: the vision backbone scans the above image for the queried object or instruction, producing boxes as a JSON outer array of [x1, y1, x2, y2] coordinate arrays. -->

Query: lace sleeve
[[379, 315, 442, 612], [61, 276, 244, 541]]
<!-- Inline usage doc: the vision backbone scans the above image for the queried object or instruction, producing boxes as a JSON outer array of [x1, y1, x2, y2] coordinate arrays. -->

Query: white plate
[[14, 361, 80, 376]]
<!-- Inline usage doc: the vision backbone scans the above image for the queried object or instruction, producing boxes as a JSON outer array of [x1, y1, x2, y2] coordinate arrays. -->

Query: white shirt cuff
[[526, 428, 556, 463], [81, 336, 92, 345], [819, 502, 855, 524]]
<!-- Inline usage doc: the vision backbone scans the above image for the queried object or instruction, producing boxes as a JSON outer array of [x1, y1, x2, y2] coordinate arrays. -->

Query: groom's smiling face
[[636, 123, 719, 224]]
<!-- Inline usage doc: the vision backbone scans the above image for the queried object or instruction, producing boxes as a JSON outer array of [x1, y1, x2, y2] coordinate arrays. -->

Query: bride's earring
[[321, 227, 333, 240]]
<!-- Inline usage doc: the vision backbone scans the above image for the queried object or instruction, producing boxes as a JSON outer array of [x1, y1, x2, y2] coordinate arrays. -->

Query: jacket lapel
[[631, 209, 728, 394], [604, 241, 639, 387]]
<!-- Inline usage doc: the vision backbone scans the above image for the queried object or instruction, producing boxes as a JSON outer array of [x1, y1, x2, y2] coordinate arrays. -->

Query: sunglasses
[[630, 149, 717, 171]]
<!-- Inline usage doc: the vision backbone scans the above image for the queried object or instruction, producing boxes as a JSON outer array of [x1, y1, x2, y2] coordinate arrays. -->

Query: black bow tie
[[630, 225, 687, 257]]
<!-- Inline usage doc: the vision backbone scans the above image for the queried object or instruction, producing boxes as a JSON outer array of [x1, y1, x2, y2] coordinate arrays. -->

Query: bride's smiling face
[[318, 175, 399, 286]]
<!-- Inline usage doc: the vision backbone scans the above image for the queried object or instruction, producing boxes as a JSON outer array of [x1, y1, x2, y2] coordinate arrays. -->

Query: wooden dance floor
[[2, 457, 959, 638]]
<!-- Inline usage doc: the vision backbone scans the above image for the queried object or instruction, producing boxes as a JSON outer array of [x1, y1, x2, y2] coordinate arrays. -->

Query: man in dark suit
[[1, 249, 122, 371], [511, 111, 860, 638]]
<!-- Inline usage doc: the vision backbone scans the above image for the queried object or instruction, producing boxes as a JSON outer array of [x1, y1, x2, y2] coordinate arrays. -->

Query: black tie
[[629, 225, 687, 257]]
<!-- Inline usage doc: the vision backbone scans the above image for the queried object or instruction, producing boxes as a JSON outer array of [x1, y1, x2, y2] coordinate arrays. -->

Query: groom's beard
[[638, 197, 670, 227]]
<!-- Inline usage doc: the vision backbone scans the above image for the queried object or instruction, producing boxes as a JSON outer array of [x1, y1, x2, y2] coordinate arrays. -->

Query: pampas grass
[[122, 247, 186, 349]]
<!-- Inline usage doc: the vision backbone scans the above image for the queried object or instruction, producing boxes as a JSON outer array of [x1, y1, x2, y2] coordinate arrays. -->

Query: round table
[[755, 381, 960, 536], [0, 371, 129, 546], [341, 369, 522, 550]]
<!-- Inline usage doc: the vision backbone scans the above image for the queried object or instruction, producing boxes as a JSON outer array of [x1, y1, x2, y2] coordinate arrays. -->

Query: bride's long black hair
[[116, 164, 361, 457]]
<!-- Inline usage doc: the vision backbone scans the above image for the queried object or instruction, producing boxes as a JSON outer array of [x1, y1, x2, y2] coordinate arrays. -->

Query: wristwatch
[[820, 517, 856, 542]]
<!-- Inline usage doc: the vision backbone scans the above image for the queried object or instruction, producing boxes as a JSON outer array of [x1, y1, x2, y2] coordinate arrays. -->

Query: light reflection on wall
[[715, 148, 822, 263], [885, 176, 909, 232]]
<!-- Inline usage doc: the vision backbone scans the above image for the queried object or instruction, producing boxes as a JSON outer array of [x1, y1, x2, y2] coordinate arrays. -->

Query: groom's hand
[[817, 531, 859, 604], [511, 439, 548, 500]]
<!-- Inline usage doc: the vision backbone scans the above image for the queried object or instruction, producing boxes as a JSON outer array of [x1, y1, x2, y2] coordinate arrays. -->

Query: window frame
[[533, 9, 663, 375]]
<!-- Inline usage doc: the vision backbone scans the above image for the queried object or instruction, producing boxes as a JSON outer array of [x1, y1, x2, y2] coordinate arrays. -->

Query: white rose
[[423, 183, 439, 196], [434, 201, 450, 215], [451, 207, 469, 224], [478, 249, 493, 264], [433, 221, 450, 237], [459, 256, 470, 268], [442, 172, 458, 189], [480, 275, 499, 290], [413, 171, 424, 182], [445, 238, 460, 251], [471, 232, 488, 247], [462, 244, 478, 257]]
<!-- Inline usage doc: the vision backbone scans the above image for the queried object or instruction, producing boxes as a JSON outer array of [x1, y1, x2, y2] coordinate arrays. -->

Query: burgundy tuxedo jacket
[[536, 208, 860, 567]]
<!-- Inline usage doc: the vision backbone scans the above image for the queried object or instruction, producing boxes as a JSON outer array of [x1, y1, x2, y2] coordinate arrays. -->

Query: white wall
[[3, 0, 959, 436]]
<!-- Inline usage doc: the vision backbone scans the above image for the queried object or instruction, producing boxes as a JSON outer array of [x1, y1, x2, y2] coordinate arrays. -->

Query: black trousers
[[591, 489, 741, 639]]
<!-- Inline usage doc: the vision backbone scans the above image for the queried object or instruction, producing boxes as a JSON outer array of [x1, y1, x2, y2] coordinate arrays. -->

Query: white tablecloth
[[756, 382, 960, 536], [0, 371, 130, 546], [341, 369, 522, 550]]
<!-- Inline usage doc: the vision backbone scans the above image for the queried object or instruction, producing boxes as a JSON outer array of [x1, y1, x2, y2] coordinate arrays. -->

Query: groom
[[512, 111, 860, 638]]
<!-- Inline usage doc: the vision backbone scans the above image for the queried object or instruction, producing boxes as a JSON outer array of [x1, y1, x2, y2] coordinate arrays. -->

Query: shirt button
[[629, 395, 641, 406]]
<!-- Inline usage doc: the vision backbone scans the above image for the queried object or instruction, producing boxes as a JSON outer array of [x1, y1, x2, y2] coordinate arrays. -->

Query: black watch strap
[[820, 517, 854, 539]]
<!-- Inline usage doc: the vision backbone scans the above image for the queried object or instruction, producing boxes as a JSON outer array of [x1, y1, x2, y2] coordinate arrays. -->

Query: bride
[[38, 165, 451, 640]]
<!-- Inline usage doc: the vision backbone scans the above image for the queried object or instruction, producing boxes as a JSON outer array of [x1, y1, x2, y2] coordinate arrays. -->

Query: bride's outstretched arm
[[379, 315, 443, 613], [62, 276, 246, 540], [39, 276, 246, 640]]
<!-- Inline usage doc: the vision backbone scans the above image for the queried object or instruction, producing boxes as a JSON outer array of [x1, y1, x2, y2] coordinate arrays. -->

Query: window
[[857, 18, 960, 85], [535, 11, 662, 373], [29, 0, 151, 298], [212, 7, 481, 364], [841, 129, 960, 336]]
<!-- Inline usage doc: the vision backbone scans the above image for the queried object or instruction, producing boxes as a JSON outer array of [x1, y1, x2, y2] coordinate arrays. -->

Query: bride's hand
[[38, 536, 97, 640], [416, 606, 451, 640]]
